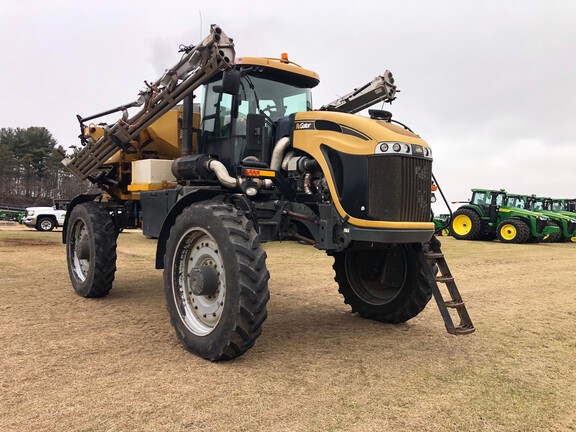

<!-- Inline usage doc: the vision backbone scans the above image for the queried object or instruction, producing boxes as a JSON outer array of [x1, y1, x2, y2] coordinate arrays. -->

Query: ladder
[[421, 238, 475, 335]]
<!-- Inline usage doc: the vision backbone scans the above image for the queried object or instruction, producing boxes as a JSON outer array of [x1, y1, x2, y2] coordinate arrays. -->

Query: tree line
[[0, 127, 95, 208]]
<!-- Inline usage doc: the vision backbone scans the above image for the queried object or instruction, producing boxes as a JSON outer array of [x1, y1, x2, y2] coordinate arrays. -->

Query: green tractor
[[528, 196, 576, 242], [0, 208, 25, 224], [432, 214, 451, 236], [450, 189, 559, 243], [550, 198, 576, 217]]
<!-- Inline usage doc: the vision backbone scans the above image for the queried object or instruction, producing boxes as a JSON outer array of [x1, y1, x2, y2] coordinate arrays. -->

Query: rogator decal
[[295, 121, 315, 130]]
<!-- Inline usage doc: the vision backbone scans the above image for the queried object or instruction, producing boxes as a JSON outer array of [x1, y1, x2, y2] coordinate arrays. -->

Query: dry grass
[[1, 225, 575, 431]]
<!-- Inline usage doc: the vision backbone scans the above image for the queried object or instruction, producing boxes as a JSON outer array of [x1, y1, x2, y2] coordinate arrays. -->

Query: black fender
[[155, 189, 223, 269], [61, 194, 101, 243]]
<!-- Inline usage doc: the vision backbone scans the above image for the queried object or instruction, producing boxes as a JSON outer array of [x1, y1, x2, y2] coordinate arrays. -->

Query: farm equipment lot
[[1, 226, 575, 431]]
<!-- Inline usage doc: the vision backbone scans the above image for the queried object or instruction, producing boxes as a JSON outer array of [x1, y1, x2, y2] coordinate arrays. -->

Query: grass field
[[1, 225, 575, 431]]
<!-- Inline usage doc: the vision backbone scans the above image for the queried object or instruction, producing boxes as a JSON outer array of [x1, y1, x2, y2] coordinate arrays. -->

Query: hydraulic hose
[[432, 172, 453, 234]]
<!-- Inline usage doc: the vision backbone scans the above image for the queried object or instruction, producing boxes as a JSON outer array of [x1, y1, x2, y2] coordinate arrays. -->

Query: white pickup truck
[[23, 205, 67, 231]]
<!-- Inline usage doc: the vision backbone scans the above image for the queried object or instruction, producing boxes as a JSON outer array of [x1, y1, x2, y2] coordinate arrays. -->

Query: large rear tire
[[332, 244, 432, 323], [163, 197, 270, 361], [66, 202, 117, 297], [450, 208, 482, 240], [496, 219, 530, 243]]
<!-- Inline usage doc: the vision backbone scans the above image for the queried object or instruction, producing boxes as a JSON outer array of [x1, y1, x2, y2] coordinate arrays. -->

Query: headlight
[[27, 210, 34, 216], [374, 142, 433, 159], [539, 216, 548, 221]]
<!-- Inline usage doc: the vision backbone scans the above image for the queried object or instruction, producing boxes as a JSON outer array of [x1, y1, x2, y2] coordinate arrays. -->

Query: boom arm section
[[62, 24, 235, 181], [319, 70, 396, 114]]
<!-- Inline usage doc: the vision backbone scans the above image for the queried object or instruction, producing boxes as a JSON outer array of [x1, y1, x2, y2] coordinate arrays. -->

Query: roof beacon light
[[281, 53, 289, 63]]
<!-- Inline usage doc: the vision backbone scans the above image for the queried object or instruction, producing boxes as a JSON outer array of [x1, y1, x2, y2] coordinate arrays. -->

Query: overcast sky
[[1, 0, 575, 211]]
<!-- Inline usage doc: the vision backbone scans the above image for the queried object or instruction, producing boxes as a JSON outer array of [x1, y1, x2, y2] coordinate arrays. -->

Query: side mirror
[[222, 69, 241, 95]]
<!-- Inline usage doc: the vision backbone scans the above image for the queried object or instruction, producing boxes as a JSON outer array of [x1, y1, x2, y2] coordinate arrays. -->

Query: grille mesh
[[367, 156, 432, 221]]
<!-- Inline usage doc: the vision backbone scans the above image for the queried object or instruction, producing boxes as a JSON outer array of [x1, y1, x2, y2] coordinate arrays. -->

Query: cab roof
[[236, 56, 320, 89]]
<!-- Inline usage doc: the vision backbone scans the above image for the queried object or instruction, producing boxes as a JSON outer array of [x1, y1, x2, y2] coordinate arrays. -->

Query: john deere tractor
[[551, 198, 576, 217], [61, 25, 474, 361], [450, 189, 559, 243], [528, 196, 576, 242]]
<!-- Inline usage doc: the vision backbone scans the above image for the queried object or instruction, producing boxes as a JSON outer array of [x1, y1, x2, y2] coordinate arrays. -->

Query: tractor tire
[[496, 219, 530, 243], [332, 244, 432, 323], [36, 217, 55, 232], [541, 222, 562, 243], [450, 208, 482, 240], [66, 202, 117, 298], [163, 197, 270, 361]]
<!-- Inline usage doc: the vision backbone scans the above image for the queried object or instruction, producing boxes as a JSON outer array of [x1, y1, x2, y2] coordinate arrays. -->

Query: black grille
[[367, 156, 432, 222], [536, 218, 546, 234]]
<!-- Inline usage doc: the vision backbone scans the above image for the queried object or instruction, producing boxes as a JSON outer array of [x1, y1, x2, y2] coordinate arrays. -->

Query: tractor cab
[[552, 198, 576, 214], [531, 196, 553, 211], [470, 188, 504, 222], [504, 193, 529, 210], [551, 199, 567, 212], [198, 56, 319, 171]]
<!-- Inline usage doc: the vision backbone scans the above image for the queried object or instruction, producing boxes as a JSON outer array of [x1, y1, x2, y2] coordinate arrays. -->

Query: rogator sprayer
[[62, 25, 474, 361]]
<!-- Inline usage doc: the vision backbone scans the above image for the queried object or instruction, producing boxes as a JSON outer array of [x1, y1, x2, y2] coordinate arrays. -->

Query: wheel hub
[[453, 215, 472, 236], [40, 220, 52, 230], [189, 266, 219, 296], [501, 224, 516, 240], [77, 239, 90, 260], [173, 228, 226, 336]]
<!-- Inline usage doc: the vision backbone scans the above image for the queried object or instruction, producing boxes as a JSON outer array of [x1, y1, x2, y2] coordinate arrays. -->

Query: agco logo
[[295, 121, 314, 130]]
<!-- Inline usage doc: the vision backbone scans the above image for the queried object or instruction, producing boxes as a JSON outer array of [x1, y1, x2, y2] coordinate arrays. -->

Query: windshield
[[471, 191, 490, 206], [505, 196, 526, 209], [200, 73, 313, 139], [471, 191, 503, 206], [238, 74, 313, 121]]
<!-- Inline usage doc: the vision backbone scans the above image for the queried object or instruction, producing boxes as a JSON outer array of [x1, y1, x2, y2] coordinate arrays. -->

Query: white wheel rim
[[172, 227, 226, 336], [70, 219, 90, 282], [40, 219, 53, 230]]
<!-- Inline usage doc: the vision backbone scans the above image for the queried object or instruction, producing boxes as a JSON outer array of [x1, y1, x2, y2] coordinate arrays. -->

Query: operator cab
[[504, 194, 527, 210], [198, 56, 319, 171], [471, 189, 504, 209], [471, 189, 504, 222]]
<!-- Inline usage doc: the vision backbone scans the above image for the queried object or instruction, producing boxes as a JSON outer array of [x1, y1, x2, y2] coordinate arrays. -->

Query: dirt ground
[[1, 224, 575, 431]]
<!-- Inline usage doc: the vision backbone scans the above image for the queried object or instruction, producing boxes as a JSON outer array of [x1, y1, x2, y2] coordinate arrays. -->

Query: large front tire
[[496, 219, 530, 243], [163, 198, 270, 361], [541, 222, 562, 243], [66, 202, 117, 297], [332, 244, 433, 323]]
